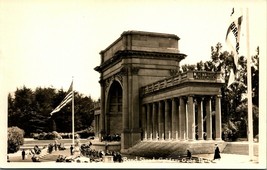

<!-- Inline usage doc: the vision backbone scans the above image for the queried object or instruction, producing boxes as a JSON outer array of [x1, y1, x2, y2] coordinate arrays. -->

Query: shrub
[[52, 131, 62, 140], [8, 126, 24, 153]]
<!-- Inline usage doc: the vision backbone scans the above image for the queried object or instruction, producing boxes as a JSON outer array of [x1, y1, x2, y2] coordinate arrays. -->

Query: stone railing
[[141, 71, 222, 95]]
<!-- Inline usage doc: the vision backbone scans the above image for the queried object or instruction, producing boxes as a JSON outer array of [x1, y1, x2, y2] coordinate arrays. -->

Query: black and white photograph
[[0, 0, 266, 169]]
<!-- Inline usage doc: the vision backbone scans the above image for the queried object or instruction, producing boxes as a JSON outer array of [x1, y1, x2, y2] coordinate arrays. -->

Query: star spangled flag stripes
[[226, 8, 243, 87], [50, 81, 73, 115]]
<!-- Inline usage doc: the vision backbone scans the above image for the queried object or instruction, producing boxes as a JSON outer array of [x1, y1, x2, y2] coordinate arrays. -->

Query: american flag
[[50, 81, 73, 115]]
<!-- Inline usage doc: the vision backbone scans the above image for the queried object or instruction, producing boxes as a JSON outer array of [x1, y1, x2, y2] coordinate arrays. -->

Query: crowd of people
[[79, 143, 123, 162], [101, 134, 121, 142], [48, 142, 66, 154]]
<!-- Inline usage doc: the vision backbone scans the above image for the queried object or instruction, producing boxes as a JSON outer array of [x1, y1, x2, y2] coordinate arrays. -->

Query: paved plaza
[[6, 138, 263, 169], [7, 147, 260, 165]]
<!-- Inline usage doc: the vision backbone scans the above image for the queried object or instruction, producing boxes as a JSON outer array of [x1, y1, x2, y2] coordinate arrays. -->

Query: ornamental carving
[[169, 69, 178, 76], [130, 66, 140, 75], [104, 73, 123, 93], [120, 66, 128, 76]]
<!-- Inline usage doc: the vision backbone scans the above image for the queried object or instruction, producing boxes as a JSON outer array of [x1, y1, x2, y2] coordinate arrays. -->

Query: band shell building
[[94, 31, 224, 154]]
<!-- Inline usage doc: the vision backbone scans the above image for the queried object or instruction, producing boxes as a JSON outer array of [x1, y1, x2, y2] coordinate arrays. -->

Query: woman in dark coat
[[213, 144, 221, 160]]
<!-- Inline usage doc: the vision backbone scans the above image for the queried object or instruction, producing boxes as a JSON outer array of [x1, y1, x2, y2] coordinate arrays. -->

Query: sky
[[0, 0, 266, 100]]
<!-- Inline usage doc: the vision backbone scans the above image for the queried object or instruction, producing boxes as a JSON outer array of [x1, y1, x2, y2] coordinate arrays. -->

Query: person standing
[[213, 144, 221, 160], [22, 149, 26, 160], [70, 145, 74, 155]]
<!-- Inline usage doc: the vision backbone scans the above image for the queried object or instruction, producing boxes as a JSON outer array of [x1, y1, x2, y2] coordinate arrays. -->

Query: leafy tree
[[8, 126, 24, 153]]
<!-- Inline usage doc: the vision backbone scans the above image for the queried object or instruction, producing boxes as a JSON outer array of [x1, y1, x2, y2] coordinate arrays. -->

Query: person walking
[[187, 150, 192, 160], [213, 144, 221, 160], [22, 149, 26, 160]]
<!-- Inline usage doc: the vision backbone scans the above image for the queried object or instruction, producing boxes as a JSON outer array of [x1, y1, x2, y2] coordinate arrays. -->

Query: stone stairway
[[126, 140, 227, 158]]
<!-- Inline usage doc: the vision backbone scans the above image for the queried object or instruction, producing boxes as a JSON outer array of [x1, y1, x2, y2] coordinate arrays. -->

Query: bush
[[8, 126, 24, 153], [222, 120, 239, 141], [52, 131, 62, 140], [33, 131, 62, 140]]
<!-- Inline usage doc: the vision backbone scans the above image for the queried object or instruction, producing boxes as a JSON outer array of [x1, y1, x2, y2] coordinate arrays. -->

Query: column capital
[[130, 66, 140, 75], [196, 97, 205, 102], [120, 66, 128, 76], [171, 97, 178, 102], [205, 95, 212, 100], [164, 98, 170, 103], [216, 94, 222, 98], [188, 94, 194, 97]]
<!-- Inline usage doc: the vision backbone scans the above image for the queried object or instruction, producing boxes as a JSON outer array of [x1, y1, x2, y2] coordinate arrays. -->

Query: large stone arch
[[105, 80, 123, 135]]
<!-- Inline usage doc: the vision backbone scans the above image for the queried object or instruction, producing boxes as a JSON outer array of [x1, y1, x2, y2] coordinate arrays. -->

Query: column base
[[215, 138, 222, 141]]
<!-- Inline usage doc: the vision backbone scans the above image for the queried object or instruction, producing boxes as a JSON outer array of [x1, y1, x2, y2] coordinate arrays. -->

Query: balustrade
[[142, 71, 221, 95]]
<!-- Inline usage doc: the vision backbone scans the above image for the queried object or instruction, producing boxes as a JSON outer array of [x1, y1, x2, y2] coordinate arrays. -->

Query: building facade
[[94, 31, 224, 150]]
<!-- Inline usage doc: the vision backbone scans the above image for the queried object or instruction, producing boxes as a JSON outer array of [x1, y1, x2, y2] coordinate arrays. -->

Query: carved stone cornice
[[95, 50, 187, 72]]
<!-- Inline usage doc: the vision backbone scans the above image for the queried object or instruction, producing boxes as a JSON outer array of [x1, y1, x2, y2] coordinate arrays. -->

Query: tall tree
[[8, 86, 96, 136]]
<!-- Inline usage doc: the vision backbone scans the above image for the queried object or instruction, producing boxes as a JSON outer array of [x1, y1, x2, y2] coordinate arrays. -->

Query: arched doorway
[[106, 81, 123, 135]]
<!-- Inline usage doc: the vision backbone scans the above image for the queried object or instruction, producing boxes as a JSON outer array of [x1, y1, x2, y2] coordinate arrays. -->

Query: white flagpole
[[72, 77, 75, 146], [246, 8, 254, 161]]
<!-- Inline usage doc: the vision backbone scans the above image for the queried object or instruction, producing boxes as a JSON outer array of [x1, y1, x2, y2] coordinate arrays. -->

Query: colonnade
[[141, 95, 222, 141]]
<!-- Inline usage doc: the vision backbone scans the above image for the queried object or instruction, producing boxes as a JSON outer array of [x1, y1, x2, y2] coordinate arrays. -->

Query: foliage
[[76, 127, 95, 138], [34, 131, 62, 140], [8, 86, 96, 137], [7, 126, 24, 153]]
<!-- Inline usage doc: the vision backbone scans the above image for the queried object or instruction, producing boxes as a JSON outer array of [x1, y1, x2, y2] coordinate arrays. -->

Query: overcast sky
[[0, 0, 266, 100]]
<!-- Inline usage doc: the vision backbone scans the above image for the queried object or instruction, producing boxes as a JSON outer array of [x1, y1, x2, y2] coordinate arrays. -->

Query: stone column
[[121, 67, 130, 149], [141, 105, 146, 140], [215, 95, 222, 141], [179, 97, 186, 140], [165, 99, 171, 140], [130, 67, 141, 146], [187, 95, 195, 141], [99, 80, 106, 141], [185, 99, 188, 140], [146, 103, 152, 140], [171, 98, 178, 140], [197, 98, 204, 140], [152, 103, 157, 140], [158, 101, 164, 140], [94, 115, 97, 138], [95, 115, 98, 138], [205, 97, 212, 140]]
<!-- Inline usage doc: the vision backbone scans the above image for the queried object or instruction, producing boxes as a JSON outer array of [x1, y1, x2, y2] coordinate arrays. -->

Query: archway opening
[[107, 81, 122, 135]]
